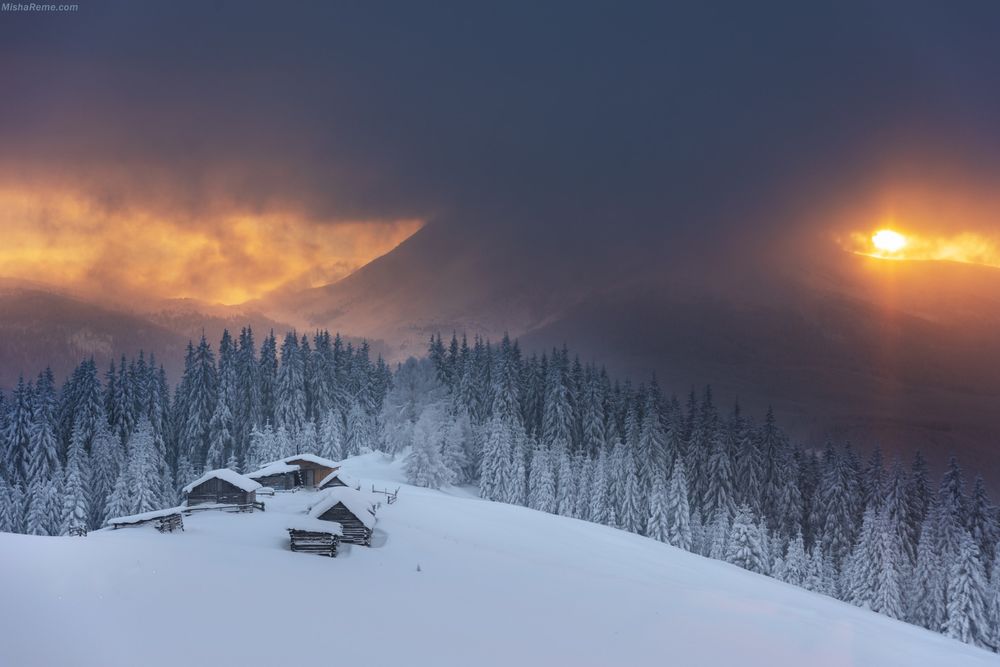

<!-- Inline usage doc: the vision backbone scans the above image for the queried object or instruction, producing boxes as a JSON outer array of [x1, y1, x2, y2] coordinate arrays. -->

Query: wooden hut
[[279, 454, 340, 488], [183, 469, 262, 506], [250, 454, 340, 489], [317, 470, 358, 490], [247, 462, 300, 490], [308, 488, 377, 545], [287, 518, 344, 558]]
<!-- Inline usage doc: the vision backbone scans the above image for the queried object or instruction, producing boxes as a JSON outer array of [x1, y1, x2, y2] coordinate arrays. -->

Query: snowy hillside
[[0, 453, 995, 667]]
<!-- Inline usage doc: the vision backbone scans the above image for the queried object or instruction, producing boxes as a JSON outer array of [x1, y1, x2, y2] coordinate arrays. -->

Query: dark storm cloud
[[3, 1, 1000, 257]]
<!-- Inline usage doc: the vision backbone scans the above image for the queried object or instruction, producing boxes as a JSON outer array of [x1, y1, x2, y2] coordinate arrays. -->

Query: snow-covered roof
[[107, 506, 184, 526], [182, 469, 262, 495], [308, 488, 377, 529], [247, 462, 300, 479], [286, 518, 344, 535], [277, 453, 340, 469], [318, 470, 358, 489]]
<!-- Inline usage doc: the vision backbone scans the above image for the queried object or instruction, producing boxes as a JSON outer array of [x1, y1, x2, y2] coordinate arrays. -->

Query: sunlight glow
[[872, 229, 907, 254]]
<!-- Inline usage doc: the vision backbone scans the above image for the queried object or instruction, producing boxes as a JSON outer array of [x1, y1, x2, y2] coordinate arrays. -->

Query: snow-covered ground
[[1, 452, 996, 667]]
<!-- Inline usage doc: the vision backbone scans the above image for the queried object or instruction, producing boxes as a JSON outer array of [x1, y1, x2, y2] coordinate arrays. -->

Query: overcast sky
[[3, 1, 1000, 300]]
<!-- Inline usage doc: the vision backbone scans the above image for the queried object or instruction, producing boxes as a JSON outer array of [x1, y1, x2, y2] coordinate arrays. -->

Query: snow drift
[[0, 453, 994, 667]]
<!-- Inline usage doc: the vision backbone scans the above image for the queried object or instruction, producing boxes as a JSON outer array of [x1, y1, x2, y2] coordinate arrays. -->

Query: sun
[[872, 229, 907, 254]]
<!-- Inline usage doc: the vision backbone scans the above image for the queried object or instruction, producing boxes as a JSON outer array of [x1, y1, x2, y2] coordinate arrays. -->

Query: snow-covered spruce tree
[[725, 505, 769, 575], [618, 448, 643, 534], [665, 460, 692, 551], [908, 504, 947, 630], [25, 371, 59, 489], [780, 531, 808, 587], [507, 432, 528, 506], [319, 409, 345, 463], [344, 400, 370, 457], [275, 332, 306, 434], [646, 472, 669, 543], [845, 506, 904, 619], [818, 444, 859, 571], [480, 415, 512, 502], [555, 449, 576, 517], [105, 419, 161, 521], [295, 419, 318, 456], [87, 422, 120, 529], [944, 530, 991, 648], [61, 422, 90, 534], [589, 449, 611, 526], [441, 410, 470, 485], [245, 423, 275, 471], [405, 406, 452, 489], [987, 543, 1000, 649], [703, 427, 736, 524], [706, 511, 731, 560], [206, 397, 235, 471], [573, 453, 593, 521], [528, 442, 555, 513], [884, 458, 916, 566], [181, 335, 218, 470], [0, 477, 16, 533], [967, 476, 998, 570], [234, 327, 263, 461]]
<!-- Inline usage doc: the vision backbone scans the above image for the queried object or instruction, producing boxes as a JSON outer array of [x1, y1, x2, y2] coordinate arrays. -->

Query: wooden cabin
[[183, 469, 262, 506], [308, 488, 377, 545], [247, 462, 300, 490], [249, 454, 340, 489], [280, 454, 339, 488], [317, 470, 357, 490]]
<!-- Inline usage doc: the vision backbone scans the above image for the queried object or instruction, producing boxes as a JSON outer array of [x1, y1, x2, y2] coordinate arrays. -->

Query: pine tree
[[944, 530, 990, 648], [61, 421, 91, 534], [703, 427, 736, 523], [647, 472, 669, 542], [441, 410, 470, 485], [480, 415, 512, 502], [318, 409, 345, 463], [909, 505, 947, 630], [781, 531, 808, 587], [87, 422, 120, 529], [725, 505, 769, 575], [528, 443, 555, 513], [405, 407, 452, 489], [665, 461, 692, 551], [555, 449, 576, 517], [618, 449, 643, 533], [589, 450, 611, 525], [967, 476, 998, 570]]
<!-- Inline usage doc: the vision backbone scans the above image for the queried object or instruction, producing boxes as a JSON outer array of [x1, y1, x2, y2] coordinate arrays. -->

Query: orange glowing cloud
[[843, 228, 1000, 268], [0, 186, 423, 305], [830, 177, 1000, 271]]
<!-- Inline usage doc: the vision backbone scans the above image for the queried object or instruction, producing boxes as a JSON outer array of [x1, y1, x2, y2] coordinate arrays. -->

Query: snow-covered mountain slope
[[1, 453, 995, 667]]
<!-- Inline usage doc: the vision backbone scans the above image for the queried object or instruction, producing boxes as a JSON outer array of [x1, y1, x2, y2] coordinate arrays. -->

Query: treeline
[[396, 333, 1000, 652]]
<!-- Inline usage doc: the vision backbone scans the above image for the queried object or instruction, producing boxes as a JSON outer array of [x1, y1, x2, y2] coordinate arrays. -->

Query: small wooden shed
[[249, 454, 340, 489], [183, 469, 262, 506], [287, 517, 344, 558], [247, 462, 301, 490], [308, 488, 377, 546], [317, 470, 357, 490]]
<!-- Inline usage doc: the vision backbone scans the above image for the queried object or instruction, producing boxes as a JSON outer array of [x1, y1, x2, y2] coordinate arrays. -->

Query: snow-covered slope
[[0, 453, 995, 667]]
